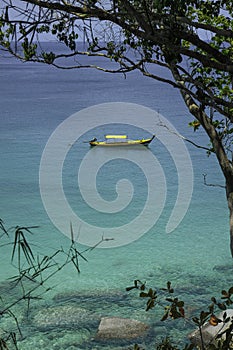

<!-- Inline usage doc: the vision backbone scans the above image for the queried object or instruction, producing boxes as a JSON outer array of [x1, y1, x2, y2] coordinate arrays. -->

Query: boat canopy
[[105, 135, 127, 139]]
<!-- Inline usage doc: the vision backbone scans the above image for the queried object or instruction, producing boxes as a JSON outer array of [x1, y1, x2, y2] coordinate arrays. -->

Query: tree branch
[[156, 116, 213, 153], [203, 173, 225, 189]]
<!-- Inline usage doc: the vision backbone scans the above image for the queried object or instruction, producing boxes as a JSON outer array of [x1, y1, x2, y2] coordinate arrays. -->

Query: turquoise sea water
[[0, 49, 232, 349]]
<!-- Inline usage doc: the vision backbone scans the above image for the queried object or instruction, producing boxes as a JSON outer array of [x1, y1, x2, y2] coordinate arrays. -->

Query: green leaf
[[146, 299, 154, 311], [161, 311, 169, 321], [217, 302, 227, 310], [192, 317, 200, 325], [211, 297, 217, 303], [176, 301, 184, 307], [126, 286, 135, 291], [147, 288, 154, 298], [166, 298, 174, 303]]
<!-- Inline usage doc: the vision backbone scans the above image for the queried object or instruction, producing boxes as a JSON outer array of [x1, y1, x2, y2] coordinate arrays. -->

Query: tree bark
[[226, 181, 233, 257], [170, 65, 233, 257], [193, 111, 233, 257]]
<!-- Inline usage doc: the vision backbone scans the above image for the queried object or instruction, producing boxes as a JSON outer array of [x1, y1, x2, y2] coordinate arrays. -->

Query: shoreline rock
[[188, 309, 233, 348]]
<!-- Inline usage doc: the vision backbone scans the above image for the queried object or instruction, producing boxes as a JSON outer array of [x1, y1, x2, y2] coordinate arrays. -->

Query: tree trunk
[[226, 181, 233, 257], [170, 65, 233, 257]]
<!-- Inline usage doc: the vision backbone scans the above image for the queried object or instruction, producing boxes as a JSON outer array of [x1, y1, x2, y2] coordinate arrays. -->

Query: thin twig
[[157, 117, 213, 153], [203, 173, 225, 189]]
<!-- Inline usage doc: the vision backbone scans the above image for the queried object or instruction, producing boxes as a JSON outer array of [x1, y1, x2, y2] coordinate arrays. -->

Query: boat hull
[[89, 135, 155, 147]]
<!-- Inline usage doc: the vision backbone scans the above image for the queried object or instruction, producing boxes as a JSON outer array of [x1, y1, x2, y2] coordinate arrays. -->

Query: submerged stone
[[96, 316, 149, 340], [32, 304, 99, 331], [213, 264, 233, 273], [53, 289, 126, 304], [0, 277, 40, 303], [18, 328, 90, 349]]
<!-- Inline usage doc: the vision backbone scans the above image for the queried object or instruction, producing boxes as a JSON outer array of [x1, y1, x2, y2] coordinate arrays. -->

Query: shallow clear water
[[0, 49, 231, 349]]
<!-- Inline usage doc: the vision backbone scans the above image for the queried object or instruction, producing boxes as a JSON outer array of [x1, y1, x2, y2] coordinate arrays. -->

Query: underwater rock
[[0, 277, 39, 303], [32, 304, 99, 331], [213, 264, 233, 273], [96, 316, 149, 340], [18, 329, 91, 349], [53, 290, 125, 303], [188, 309, 233, 347]]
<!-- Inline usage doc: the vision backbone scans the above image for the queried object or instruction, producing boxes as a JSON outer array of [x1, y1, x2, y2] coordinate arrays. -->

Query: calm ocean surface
[[0, 46, 231, 349]]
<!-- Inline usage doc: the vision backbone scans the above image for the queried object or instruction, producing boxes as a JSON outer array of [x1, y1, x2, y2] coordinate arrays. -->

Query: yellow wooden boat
[[89, 134, 155, 147]]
